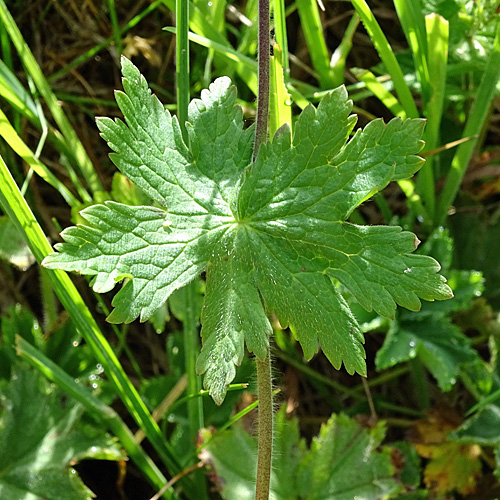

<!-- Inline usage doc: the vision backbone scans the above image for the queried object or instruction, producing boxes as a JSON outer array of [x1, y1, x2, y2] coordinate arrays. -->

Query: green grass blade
[[351, 68, 406, 118], [107, 0, 123, 56], [295, 0, 335, 89], [416, 14, 449, 221], [15, 336, 174, 500], [0, 59, 38, 123], [393, 0, 430, 103], [436, 17, 500, 226], [164, 27, 259, 94], [0, 154, 199, 497], [330, 12, 360, 88], [273, 0, 290, 84], [0, 0, 102, 198], [176, 2, 207, 496], [350, 0, 419, 118], [176, 0, 190, 142], [269, 44, 292, 139], [0, 109, 78, 207]]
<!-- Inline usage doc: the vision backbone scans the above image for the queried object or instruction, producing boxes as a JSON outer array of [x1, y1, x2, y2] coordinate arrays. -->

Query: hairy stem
[[254, 2, 273, 499], [253, 0, 270, 158], [255, 353, 273, 500]]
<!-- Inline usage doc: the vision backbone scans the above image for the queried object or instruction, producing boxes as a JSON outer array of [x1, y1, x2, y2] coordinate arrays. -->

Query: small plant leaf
[[412, 410, 482, 495], [376, 268, 483, 391], [0, 367, 124, 500], [298, 414, 401, 500], [43, 58, 452, 404], [376, 317, 478, 391], [202, 408, 403, 499]]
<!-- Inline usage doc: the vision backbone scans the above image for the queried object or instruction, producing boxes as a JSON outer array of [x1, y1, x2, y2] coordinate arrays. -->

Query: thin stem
[[176, 0, 190, 142], [254, 2, 273, 498], [255, 354, 273, 500], [175, 1, 207, 497], [254, 0, 270, 158]]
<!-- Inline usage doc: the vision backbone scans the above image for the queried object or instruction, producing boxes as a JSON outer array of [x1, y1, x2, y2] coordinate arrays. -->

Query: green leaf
[[202, 409, 402, 500], [376, 317, 478, 391], [376, 264, 483, 391], [451, 405, 500, 446], [298, 414, 400, 500], [0, 367, 124, 500], [196, 232, 272, 405], [43, 58, 452, 403]]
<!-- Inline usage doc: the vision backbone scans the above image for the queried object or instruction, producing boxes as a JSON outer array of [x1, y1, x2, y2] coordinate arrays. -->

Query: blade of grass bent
[[351, 68, 406, 118], [0, 60, 91, 195], [0, 154, 199, 498], [0, 59, 39, 123], [15, 336, 174, 500], [350, 0, 419, 119], [0, 0, 101, 198], [330, 12, 360, 88], [0, 109, 78, 207], [436, 17, 500, 226]]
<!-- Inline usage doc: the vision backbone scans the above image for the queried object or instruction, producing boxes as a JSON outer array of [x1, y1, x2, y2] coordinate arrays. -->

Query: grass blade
[[436, 17, 500, 226], [15, 336, 174, 500], [176, 2, 208, 497], [330, 12, 360, 88], [351, 68, 406, 118], [269, 44, 292, 139], [0, 154, 199, 498], [350, 0, 419, 118], [416, 14, 449, 221], [295, 0, 335, 88], [0, 109, 78, 207], [0, 0, 102, 197], [393, 0, 430, 102], [48, 0, 165, 82], [164, 27, 258, 94]]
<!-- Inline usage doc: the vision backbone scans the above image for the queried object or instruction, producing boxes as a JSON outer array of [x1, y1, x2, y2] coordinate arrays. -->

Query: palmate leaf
[[43, 58, 452, 404], [202, 407, 403, 499]]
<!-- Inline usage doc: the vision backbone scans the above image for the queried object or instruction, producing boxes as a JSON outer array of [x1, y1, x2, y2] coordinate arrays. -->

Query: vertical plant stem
[[175, 2, 207, 498], [255, 354, 273, 500], [254, 3, 273, 499], [176, 0, 190, 143], [254, 0, 270, 158]]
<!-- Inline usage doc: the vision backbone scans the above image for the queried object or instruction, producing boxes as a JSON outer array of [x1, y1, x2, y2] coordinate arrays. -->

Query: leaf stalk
[[255, 354, 273, 500], [253, 0, 270, 159]]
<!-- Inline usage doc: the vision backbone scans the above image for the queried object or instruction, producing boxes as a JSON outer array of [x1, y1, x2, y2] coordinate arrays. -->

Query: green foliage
[[376, 229, 484, 391], [42, 58, 452, 405], [203, 407, 404, 499], [0, 216, 34, 269], [452, 405, 500, 479], [0, 367, 124, 500]]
